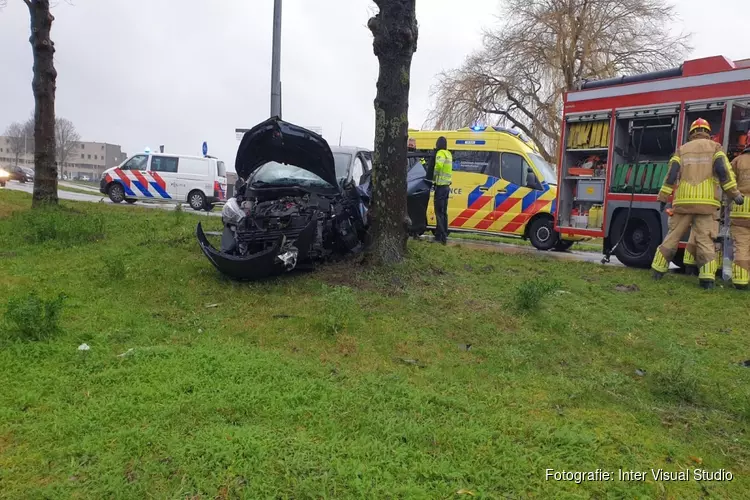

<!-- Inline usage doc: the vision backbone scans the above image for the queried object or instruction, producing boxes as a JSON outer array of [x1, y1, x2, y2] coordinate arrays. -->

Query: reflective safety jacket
[[657, 137, 741, 214], [730, 150, 750, 227], [433, 149, 453, 186]]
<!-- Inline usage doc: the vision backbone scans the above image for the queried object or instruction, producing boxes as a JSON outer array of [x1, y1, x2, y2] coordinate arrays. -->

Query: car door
[[486, 152, 537, 234], [117, 154, 150, 199], [147, 155, 179, 200], [442, 150, 501, 231]]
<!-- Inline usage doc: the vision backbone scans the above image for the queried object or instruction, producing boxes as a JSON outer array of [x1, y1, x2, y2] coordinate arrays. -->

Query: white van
[[100, 152, 227, 211]]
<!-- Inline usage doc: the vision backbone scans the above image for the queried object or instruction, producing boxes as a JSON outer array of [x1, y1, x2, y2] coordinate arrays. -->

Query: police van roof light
[[471, 125, 486, 132]]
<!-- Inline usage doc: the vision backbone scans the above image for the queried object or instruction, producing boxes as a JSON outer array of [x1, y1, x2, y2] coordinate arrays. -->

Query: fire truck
[[554, 55, 750, 270]]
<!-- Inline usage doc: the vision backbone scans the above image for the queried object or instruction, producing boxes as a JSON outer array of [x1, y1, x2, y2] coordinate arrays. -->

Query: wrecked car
[[196, 117, 434, 280], [197, 118, 368, 280]]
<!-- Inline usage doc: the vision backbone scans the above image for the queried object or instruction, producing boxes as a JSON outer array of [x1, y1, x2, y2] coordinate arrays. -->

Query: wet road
[[422, 235, 626, 267]]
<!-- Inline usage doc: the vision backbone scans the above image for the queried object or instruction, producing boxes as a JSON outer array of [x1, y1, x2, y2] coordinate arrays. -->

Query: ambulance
[[409, 126, 579, 250], [100, 151, 227, 211]]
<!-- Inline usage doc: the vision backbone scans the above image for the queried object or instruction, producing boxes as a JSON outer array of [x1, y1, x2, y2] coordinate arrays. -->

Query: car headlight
[[221, 197, 245, 225], [0, 169, 9, 178]]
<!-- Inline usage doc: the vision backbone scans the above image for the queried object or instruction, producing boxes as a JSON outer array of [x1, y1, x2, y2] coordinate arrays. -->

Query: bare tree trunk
[[366, 0, 418, 265], [25, 0, 58, 207]]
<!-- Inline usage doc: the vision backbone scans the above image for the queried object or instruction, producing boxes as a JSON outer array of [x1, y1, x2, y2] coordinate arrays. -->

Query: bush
[[19, 207, 105, 246], [649, 359, 702, 404], [102, 257, 127, 281], [320, 285, 356, 336], [4, 292, 66, 341], [514, 278, 561, 312]]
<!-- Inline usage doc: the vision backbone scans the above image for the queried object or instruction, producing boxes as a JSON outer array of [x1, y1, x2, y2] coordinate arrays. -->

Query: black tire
[[125, 199, 137, 204], [528, 216, 559, 251], [188, 190, 207, 211], [108, 183, 125, 203], [205, 203, 215, 212], [553, 240, 575, 252], [610, 209, 661, 268], [0, 181, 5, 187]]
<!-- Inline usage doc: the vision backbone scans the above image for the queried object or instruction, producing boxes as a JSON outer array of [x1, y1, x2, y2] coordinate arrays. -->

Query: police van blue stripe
[[133, 181, 153, 198], [116, 180, 136, 197], [149, 182, 172, 199]]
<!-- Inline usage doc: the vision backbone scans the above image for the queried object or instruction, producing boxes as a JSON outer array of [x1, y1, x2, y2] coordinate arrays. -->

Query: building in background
[[0, 137, 127, 181]]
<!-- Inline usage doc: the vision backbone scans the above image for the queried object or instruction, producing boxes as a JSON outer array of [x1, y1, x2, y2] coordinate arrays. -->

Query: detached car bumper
[[196, 220, 317, 281]]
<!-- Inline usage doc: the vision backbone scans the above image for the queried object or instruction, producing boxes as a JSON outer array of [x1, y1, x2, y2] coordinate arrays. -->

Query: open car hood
[[235, 117, 337, 187]]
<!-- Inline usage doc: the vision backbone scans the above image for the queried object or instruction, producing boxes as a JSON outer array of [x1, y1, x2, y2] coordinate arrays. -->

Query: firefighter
[[730, 143, 750, 289], [432, 136, 453, 245], [651, 118, 744, 289]]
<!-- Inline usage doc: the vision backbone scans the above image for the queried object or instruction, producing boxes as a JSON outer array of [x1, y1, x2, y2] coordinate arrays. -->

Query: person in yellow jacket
[[730, 144, 750, 289], [432, 136, 453, 245], [651, 118, 744, 289]]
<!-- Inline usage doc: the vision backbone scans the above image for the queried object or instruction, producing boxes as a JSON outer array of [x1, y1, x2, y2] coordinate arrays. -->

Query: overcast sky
[[0, 0, 747, 171]]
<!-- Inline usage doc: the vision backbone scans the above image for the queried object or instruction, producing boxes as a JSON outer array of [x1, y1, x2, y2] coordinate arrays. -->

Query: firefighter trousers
[[683, 218, 721, 271], [652, 213, 718, 280], [732, 225, 750, 286]]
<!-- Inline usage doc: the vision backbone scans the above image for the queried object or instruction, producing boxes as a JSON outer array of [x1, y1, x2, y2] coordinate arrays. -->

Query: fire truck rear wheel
[[529, 216, 559, 251], [611, 209, 661, 268]]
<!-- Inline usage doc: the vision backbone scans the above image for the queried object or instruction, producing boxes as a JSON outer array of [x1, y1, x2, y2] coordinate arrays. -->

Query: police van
[[409, 126, 580, 250], [100, 151, 227, 211]]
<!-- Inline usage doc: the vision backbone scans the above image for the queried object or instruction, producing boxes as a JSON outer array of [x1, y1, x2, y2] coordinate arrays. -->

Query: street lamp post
[[270, 0, 282, 118]]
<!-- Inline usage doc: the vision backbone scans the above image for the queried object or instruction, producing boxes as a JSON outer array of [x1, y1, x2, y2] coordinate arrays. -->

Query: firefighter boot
[[699, 279, 715, 290], [651, 270, 664, 280]]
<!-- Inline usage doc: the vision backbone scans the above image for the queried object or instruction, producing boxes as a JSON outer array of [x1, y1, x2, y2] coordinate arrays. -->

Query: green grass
[[1, 189, 749, 498]]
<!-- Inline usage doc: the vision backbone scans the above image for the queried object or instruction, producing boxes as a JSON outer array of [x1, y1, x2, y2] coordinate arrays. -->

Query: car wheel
[[611, 209, 661, 268], [205, 203, 215, 212], [553, 240, 575, 252], [108, 183, 125, 203], [125, 199, 137, 204], [529, 216, 559, 251], [188, 190, 207, 211]]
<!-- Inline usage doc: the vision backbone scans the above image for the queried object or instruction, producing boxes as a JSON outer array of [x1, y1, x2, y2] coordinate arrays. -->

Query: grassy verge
[[57, 185, 105, 197], [1, 189, 748, 498]]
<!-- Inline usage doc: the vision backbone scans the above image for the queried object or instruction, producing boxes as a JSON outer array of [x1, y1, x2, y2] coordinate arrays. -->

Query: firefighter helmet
[[689, 118, 711, 135]]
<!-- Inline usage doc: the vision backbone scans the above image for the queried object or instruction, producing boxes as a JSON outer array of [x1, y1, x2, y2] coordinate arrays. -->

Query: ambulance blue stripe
[[493, 184, 519, 209], [149, 182, 171, 199], [550, 199, 557, 214], [133, 181, 153, 197], [116, 180, 136, 197], [521, 190, 537, 212], [467, 177, 497, 207]]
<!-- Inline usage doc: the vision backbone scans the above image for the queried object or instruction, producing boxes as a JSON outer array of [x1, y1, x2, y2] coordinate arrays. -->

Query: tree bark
[[25, 0, 58, 207], [366, 0, 418, 265]]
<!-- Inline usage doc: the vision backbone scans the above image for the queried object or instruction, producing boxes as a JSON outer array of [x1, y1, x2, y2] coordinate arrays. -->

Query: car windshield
[[528, 152, 557, 185], [249, 161, 334, 189], [333, 153, 351, 180]]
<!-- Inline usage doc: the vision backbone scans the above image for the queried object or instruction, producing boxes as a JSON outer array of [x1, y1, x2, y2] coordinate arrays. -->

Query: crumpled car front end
[[197, 117, 366, 281]]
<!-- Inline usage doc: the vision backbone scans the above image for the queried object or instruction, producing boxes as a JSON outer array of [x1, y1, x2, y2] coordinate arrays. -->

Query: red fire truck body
[[554, 56, 750, 268]]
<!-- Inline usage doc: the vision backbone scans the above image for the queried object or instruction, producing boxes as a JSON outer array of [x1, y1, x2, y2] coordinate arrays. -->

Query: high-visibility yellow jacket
[[657, 137, 740, 214], [730, 150, 750, 227], [434, 149, 453, 186]]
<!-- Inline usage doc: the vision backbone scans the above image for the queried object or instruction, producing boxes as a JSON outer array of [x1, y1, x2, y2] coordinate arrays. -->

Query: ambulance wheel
[[108, 183, 125, 203], [188, 190, 207, 211], [611, 209, 661, 268], [553, 240, 575, 252], [125, 199, 137, 204], [529, 216, 559, 251]]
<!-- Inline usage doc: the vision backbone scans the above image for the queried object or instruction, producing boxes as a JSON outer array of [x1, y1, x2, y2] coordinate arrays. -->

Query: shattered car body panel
[[197, 118, 367, 280]]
